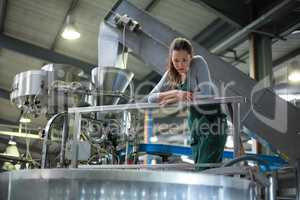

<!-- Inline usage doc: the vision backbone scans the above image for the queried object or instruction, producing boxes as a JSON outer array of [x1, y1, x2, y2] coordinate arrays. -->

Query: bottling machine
[[1, 0, 300, 199]]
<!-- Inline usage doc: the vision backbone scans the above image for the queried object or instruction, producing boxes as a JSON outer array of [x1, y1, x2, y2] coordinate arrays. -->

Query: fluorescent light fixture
[[288, 71, 300, 82], [61, 15, 81, 40], [19, 117, 31, 123]]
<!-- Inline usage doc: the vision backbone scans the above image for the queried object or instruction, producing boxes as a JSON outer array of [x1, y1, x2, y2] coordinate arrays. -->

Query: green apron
[[177, 81, 228, 171]]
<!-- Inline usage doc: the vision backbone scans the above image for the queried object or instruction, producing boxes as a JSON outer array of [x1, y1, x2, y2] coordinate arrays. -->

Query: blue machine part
[[138, 143, 288, 171]]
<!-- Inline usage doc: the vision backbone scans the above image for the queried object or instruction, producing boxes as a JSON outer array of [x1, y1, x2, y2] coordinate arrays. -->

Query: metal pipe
[[77, 163, 197, 171], [232, 102, 241, 158], [123, 110, 131, 164], [211, 0, 295, 54], [268, 172, 277, 200], [59, 112, 68, 167], [222, 155, 271, 171], [58, 92, 69, 168], [128, 81, 135, 103], [71, 112, 81, 168], [41, 112, 65, 169], [68, 96, 243, 114]]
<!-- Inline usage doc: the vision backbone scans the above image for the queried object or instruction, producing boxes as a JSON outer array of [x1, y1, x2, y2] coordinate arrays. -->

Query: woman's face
[[171, 50, 192, 75]]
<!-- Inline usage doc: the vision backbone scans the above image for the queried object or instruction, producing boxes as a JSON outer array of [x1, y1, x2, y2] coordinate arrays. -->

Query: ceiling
[[0, 0, 300, 128]]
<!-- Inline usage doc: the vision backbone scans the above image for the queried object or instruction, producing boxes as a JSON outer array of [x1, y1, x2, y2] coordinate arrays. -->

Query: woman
[[148, 37, 227, 171]]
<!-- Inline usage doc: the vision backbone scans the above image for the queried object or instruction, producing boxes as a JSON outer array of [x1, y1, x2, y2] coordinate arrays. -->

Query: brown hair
[[167, 37, 193, 87]]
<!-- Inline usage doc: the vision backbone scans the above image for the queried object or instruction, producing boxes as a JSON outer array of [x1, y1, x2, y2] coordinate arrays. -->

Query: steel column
[[249, 33, 273, 83], [249, 33, 273, 155]]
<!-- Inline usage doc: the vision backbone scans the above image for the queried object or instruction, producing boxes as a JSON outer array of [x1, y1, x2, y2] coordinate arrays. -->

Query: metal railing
[[67, 96, 244, 168]]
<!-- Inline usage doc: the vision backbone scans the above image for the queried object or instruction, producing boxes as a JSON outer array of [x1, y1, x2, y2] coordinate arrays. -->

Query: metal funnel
[[91, 66, 134, 105]]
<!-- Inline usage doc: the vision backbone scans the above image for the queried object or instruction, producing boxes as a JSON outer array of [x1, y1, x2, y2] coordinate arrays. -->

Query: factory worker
[[147, 37, 228, 171]]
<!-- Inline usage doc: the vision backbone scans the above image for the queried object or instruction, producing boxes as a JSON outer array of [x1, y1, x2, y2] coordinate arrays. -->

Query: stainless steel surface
[[10, 70, 47, 114], [78, 163, 196, 171], [269, 173, 277, 200], [11, 64, 93, 115], [79, 81, 94, 106], [41, 63, 85, 83], [65, 141, 91, 162], [78, 163, 223, 171], [69, 96, 244, 113], [98, 22, 122, 67], [0, 169, 254, 200], [91, 66, 134, 105], [42, 64, 92, 113]]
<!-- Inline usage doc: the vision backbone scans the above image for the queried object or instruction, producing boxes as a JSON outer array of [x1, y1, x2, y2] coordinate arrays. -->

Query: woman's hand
[[159, 90, 193, 106]]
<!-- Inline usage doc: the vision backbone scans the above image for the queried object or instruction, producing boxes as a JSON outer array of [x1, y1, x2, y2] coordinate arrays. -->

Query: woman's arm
[[159, 90, 192, 105], [147, 71, 192, 104], [147, 71, 170, 103]]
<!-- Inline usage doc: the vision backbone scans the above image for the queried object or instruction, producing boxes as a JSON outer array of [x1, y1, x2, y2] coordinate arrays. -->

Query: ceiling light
[[19, 117, 31, 123], [61, 15, 81, 40], [288, 71, 300, 82]]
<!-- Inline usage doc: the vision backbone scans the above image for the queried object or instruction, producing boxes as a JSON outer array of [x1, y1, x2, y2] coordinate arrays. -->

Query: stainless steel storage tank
[[0, 169, 254, 200]]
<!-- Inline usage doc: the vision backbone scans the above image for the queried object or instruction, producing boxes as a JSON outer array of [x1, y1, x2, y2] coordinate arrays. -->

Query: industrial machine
[[11, 64, 89, 116], [1, 0, 300, 199]]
